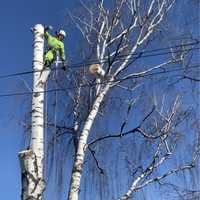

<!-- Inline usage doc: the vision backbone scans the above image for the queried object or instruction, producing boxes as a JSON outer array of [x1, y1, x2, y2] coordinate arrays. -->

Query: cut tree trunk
[[19, 24, 50, 200]]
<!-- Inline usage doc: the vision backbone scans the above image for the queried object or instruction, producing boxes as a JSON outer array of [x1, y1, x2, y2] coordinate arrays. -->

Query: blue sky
[[0, 1, 74, 199]]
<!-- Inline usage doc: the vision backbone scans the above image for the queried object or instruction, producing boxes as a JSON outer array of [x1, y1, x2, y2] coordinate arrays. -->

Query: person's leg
[[44, 50, 54, 68], [37, 51, 54, 87]]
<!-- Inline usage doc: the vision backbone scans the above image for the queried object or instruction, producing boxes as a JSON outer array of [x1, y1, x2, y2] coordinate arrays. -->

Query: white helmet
[[58, 30, 66, 37]]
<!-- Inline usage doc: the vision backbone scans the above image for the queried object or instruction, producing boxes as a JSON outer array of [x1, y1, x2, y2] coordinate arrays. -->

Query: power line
[[0, 42, 199, 80], [0, 64, 199, 98], [64, 41, 200, 67]]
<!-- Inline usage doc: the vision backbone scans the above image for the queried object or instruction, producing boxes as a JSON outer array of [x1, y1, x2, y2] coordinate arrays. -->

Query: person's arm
[[59, 43, 66, 62], [59, 43, 67, 70], [44, 30, 52, 40], [44, 26, 53, 40]]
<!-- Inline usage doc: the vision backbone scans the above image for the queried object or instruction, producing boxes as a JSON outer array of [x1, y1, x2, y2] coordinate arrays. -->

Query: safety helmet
[[58, 30, 66, 37]]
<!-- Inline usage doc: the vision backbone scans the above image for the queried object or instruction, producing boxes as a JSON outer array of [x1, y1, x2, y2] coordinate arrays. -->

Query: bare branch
[[88, 146, 104, 174]]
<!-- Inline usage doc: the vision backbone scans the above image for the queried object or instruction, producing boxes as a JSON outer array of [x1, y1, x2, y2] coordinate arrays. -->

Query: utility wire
[[0, 64, 199, 98], [0, 42, 199, 80]]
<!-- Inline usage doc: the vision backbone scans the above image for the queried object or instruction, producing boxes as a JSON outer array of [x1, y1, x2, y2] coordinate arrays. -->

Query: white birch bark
[[19, 24, 50, 200], [68, 82, 111, 200], [66, 1, 180, 199]]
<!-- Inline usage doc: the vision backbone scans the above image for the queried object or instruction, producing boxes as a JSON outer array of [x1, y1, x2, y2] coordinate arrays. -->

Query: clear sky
[[0, 1, 74, 199]]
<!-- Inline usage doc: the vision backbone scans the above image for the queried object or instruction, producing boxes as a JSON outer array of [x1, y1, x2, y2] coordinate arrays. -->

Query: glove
[[44, 25, 53, 32], [62, 61, 67, 71]]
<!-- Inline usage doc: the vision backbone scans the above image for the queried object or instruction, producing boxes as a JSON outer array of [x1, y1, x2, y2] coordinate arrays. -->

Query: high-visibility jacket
[[44, 31, 66, 63]]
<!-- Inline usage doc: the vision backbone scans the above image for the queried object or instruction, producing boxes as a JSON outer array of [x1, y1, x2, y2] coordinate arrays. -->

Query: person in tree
[[44, 26, 66, 69]]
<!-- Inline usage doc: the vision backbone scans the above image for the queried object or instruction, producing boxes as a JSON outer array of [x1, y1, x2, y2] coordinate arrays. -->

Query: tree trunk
[[19, 24, 50, 200], [68, 83, 111, 200]]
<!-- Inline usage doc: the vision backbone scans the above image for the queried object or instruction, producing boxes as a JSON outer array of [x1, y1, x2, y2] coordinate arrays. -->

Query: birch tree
[[19, 1, 199, 200], [61, 1, 200, 200], [19, 24, 51, 200]]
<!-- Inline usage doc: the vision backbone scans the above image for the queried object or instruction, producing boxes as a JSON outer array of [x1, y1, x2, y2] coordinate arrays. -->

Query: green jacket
[[44, 31, 65, 61]]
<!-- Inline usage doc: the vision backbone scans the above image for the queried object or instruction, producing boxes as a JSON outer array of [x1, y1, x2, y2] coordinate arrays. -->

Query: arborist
[[44, 26, 67, 70]]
